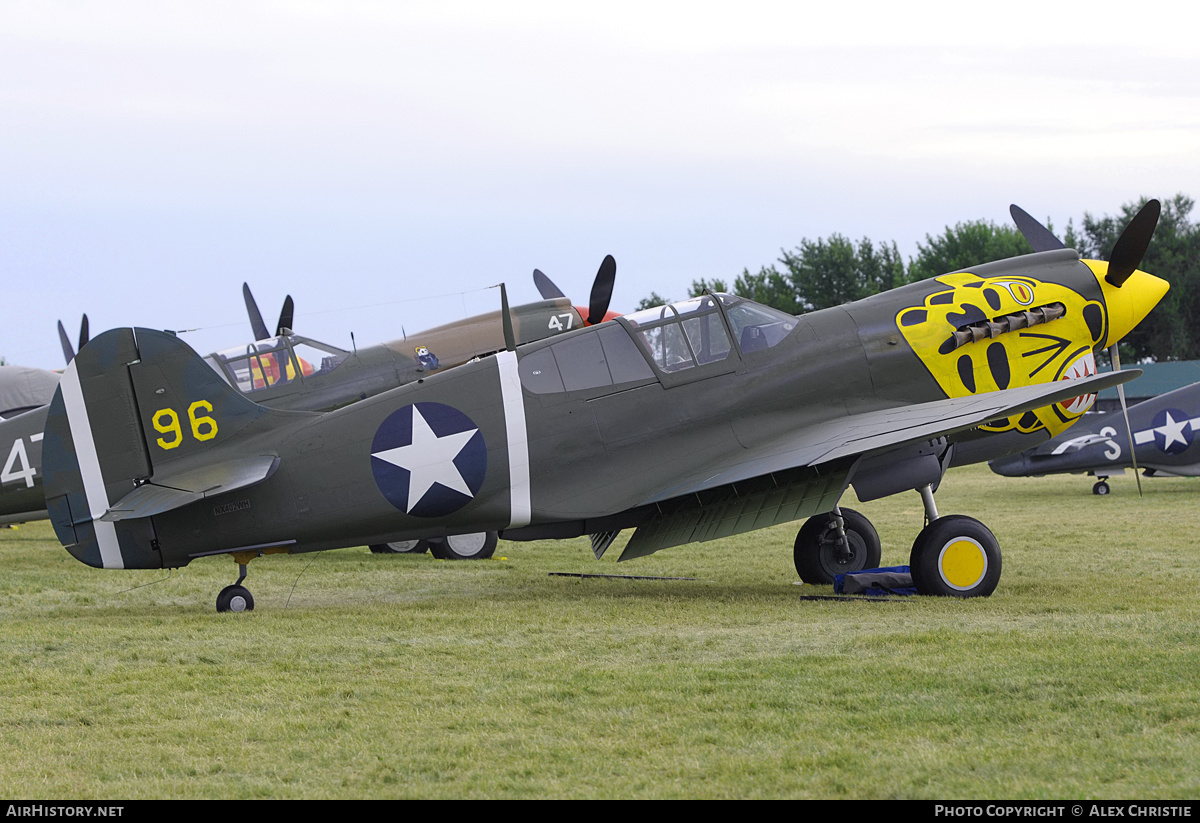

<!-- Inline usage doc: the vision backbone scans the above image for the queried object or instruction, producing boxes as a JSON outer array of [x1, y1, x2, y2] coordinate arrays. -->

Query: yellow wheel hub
[[938, 538, 987, 590]]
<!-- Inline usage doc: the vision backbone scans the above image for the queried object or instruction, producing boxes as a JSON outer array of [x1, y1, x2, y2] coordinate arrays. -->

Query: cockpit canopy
[[518, 293, 798, 395], [622, 293, 796, 373], [206, 335, 349, 394]]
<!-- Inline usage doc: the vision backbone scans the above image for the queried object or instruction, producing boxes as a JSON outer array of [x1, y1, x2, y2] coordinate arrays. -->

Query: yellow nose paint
[[939, 538, 987, 590]]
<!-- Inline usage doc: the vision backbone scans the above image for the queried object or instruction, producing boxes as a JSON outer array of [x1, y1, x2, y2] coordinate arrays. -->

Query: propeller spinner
[[1011, 199, 1167, 497]]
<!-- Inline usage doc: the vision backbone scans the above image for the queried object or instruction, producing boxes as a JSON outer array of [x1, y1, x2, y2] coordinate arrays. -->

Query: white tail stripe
[[59, 361, 124, 569], [495, 350, 531, 528]]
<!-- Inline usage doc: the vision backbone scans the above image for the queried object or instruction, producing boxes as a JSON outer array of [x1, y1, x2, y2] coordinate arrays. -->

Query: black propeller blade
[[243, 283, 271, 341], [1106, 199, 1161, 288], [57, 314, 90, 365], [532, 269, 566, 300], [243, 282, 295, 340], [531, 255, 618, 325], [276, 295, 294, 336], [587, 255, 617, 325], [57, 320, 75, 365], [1009, 205, 1066, 252]]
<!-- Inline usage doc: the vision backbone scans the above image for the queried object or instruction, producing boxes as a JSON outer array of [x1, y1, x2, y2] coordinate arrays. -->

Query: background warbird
[[41, 203, 1167, 611], [990, 379, 1200, 494], [0, 261, 619, 555]]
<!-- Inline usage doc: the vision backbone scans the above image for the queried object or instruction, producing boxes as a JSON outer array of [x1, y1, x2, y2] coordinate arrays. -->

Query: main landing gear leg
[[908, 484, 1002, 598], [793, 506, 882, 584], [216, 555, 256, 613]]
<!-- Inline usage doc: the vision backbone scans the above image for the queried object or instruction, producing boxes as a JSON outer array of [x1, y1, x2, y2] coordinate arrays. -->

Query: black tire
[[216, 584, 255, 613], [429, 531, 498, 560], [1093, 481, 1110, 496], [369, 540, 429, 554], [793, 508, 882, 584], [909, 515, 1001, 598]]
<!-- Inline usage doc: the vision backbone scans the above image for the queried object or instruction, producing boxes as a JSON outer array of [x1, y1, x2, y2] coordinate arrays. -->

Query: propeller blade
[[276, 295, 294, 336], [533, 269, 566, 300], [1009, 205, 1066, 252], [78, 314, 89, 351], [1110, 344, 1143, 496], [587, 255, 617, 325], [57, 320, 75, 364], [1106, 199, 1161, 288], [242, 282, 271, 341]]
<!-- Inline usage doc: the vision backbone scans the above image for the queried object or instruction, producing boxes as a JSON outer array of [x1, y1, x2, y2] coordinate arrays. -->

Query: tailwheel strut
[[216, 551, 261, 613]]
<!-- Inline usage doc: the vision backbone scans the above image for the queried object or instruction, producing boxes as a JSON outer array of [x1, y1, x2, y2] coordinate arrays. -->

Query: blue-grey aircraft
[[989, 379, 1200, 494], [38, 202, 1170, 611]]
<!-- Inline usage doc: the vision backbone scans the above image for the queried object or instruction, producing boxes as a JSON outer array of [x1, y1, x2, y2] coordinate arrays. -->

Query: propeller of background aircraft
[[56, 314, 89, 365], [242, 282, 295, 340], [1010, 199, 1163, 495], [533, 254, 618, 326]]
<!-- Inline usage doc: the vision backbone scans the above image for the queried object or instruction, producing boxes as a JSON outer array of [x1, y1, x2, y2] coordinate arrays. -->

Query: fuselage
[[44, 248, 1167, 570]]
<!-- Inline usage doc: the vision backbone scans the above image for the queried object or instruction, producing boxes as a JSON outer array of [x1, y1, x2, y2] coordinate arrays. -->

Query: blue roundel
[[370, 402, 487, 517], [1150, 408, 1194, 456]]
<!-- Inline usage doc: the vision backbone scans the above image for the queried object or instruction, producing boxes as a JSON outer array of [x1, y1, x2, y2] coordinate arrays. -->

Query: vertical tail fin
[[42, 328, 285, 569]]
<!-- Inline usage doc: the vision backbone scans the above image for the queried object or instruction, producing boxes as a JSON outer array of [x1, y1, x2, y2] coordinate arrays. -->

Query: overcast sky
[[3, 1, 1198, 369]]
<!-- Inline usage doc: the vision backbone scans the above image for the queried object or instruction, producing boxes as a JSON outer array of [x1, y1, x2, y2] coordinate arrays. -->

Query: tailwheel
[[217, 559, 256, 613], [1092, 479, 1111, 496], [429, 531, 498, 560], [370, 539, 429, 554], [216, 584, 255, 613], [909, 515, 1001, 598], [793, 507, 881, 584]]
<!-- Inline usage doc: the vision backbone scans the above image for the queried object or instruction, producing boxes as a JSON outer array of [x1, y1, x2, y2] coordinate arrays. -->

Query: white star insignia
[[1154, 412, 1190, 450], [371, 406, 479, 512]]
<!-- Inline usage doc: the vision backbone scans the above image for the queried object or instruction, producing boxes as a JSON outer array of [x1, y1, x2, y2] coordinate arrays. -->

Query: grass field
[[1, 463, 1198, 799]]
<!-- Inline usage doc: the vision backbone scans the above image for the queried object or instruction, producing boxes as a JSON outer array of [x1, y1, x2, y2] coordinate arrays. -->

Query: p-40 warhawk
[[0, 261, 619, 551], [41, 204, 1168, 611], [990, 379, 1200, 494]]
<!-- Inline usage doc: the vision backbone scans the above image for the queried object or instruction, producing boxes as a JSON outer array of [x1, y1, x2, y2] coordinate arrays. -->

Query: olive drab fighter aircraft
[[989, 379, 1200, 494], [0, 365, 61, 525], [213, 260, 619, 558], [0, 260, 621, 541], [40, 202, 1168, 612]]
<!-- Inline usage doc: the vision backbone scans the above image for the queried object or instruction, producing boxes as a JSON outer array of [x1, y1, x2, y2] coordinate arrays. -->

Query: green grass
[[1, 464, 1198, 798]]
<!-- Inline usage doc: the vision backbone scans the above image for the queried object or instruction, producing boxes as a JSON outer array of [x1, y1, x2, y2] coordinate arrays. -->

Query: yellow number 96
[[153, 409, 183, 450]]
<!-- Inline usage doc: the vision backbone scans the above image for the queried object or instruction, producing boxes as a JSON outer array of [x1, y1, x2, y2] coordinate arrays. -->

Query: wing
[[617, 370, 1138, 561], [651, 369, 1139, 502]]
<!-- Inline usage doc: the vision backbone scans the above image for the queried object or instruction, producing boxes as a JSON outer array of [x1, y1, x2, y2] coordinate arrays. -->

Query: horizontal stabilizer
[[101, 455, 280, 521]]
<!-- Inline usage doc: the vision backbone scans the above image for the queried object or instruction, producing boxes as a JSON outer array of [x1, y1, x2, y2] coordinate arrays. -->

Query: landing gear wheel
[[370, 540, 429, 554], [909, 515, 1001, 598], [429, 531, 498, 560], [793, 508, 881, 584], [216, 584, 255, 613], [1092, 480, 1111, 496]]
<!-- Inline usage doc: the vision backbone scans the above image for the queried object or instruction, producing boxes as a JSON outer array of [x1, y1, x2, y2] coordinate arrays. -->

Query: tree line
[[640, 194, 1200, 362]]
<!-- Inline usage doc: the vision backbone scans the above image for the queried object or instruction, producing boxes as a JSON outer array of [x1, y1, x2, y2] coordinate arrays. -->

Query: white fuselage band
[[495, 350, 531, 528]]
